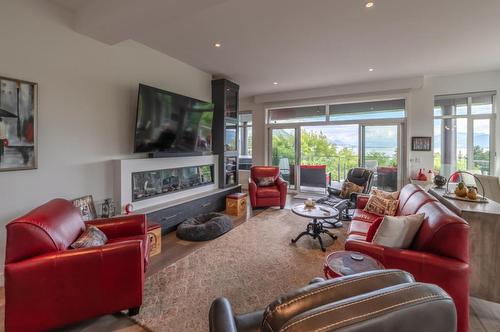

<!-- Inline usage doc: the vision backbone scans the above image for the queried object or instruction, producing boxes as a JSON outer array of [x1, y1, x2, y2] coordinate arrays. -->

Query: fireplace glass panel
[[132, 164, 214, 202]]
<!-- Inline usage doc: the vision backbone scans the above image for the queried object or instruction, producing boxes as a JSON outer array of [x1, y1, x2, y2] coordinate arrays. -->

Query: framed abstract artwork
[[71, 195, 98, 221], [411, 136, 432, 151], [0, 76, 37, 171]]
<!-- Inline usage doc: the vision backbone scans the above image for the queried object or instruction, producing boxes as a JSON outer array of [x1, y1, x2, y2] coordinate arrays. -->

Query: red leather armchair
[[345, 184, 469, 332], [248, 166, 287, 209], [4, 199, 150, 332]]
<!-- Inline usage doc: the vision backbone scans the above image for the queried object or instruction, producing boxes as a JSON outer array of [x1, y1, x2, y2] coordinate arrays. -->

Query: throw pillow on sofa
[[363, 194, 398, 216], [340, 180, 364, 198], [256, 176, 275, 187], [71, 225, 108, 249], [371, 188, 400, 200], [372, 213, 425, 249]]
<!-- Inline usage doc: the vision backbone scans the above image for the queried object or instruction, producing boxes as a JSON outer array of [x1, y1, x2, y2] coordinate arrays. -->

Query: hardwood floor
[[1, 195, 499, 331]]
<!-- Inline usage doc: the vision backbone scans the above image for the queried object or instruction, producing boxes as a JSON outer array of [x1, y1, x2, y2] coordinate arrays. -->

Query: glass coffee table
[[324, 250, 385, 278], [291, 203, 339, 252]]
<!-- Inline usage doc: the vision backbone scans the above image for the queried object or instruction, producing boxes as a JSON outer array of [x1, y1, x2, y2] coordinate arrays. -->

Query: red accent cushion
[[256, 186, 280, 198], [366, 216, 384, 242]]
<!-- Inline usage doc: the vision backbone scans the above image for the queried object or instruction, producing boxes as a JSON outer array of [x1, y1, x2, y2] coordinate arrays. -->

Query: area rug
[[133, 208, 348, 332]]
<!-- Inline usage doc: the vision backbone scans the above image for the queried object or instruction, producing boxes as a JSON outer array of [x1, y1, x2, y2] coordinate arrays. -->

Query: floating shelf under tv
[[147, 151, 214, 158]]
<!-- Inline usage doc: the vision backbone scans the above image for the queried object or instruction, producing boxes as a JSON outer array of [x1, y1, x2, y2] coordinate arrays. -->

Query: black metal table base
[[291, 218, 338, 252]]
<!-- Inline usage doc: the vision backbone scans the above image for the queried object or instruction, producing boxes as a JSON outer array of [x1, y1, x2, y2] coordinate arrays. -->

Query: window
[[268, 100, 405, 124], [434, 92, 495, 177], [330, 100, 405, 121], [238, 111, 252, 170], [268, 105, 326, 124]]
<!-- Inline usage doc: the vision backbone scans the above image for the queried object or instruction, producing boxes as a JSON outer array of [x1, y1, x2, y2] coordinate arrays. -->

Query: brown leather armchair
[[209, 270, 456, 332]]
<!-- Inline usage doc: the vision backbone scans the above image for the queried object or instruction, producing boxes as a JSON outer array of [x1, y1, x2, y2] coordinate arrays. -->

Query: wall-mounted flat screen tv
[[134, 84, 214, 154]]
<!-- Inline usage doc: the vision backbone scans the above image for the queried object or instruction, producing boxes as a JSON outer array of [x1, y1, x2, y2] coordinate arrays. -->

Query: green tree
[[473, 145, 489, 173], [365, 151, 393, 167]]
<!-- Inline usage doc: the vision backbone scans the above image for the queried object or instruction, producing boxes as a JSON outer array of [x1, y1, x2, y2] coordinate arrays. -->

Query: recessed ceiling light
[[273, 82, 279, 85], [368, 68, 374, 72], [365, 1, 374, 8], [213, 43, 222, 48]]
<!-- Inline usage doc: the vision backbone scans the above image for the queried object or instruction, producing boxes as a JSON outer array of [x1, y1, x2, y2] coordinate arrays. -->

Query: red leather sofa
[[4, 199, 150, 332], [345, 184, 469, 332], [248, 166, 287, 209]]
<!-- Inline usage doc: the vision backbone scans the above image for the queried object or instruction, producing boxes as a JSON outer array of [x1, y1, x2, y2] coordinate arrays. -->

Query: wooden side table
[[147, 223, 162, 257], [226, 193, 247, 216], [324, 250, 384, 278]]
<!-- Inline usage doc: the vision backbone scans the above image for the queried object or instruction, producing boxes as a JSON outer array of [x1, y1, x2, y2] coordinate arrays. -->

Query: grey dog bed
[[176, 212, 233, 241]]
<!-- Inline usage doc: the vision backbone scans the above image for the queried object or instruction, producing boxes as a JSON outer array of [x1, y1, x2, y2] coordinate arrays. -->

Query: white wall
[[244, 70, 500, 184], [0, 0, 212, 277]]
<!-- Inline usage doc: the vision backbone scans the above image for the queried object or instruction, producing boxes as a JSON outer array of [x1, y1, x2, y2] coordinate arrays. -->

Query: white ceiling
[[51, 0, 500, 97]]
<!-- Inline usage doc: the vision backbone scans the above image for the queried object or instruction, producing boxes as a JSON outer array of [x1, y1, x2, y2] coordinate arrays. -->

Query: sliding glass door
[[270, 128, 297, 189], [300, 125, 359, 185], [361, 125, 400, 191], [267, 99, 407, 192]]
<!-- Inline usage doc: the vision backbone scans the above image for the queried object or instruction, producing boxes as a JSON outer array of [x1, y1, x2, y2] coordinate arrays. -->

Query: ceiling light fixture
[[365, 1, 374, 8], [368, 68, 374, 72], [213, 43, 222, 48], [273, 82, 279, 85]]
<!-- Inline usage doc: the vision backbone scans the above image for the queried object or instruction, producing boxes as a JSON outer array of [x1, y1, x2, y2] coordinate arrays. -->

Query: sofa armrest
[[209, 298, 238, 332], [87, 214, 146, 239], [345, 239, 386, 262], [355, 194, 370, 209], [345, 239, 469, 275], [5, 241, 144, 331]]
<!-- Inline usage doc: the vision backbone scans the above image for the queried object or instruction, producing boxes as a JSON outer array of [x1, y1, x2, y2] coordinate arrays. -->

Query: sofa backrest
[[5, 199, 85, 264], [399, 190, 437, 216], [396, 184, 422, 215], [251, 166, 279, 181], [412, 201, 469, 263]]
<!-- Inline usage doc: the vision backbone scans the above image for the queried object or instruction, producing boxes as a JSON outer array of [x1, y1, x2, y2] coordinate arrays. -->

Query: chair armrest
[[309, 277, 325, 284], [276, 177, 288, 208], [355, 194, 370, 209], [262, 270, 415, 331], [328, 187, 342, 196], [5, 241, 144, 328], [282, 282, 456, 332], [248, 178, 257, 207], [349, 192, 361, 204], [209, 297, 238, 332], [275, 177, 288, 190], [87, 214, 146, 239]]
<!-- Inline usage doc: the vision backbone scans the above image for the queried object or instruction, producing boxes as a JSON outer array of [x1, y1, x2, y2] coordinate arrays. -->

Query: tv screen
[[134, 84, 214, 154]]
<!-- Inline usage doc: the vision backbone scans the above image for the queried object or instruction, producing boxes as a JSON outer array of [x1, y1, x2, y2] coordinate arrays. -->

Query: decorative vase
[[434, 175, 447, 188]]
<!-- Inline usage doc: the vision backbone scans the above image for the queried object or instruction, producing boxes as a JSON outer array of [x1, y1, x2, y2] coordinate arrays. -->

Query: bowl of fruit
[[444, 171, 488, 203]]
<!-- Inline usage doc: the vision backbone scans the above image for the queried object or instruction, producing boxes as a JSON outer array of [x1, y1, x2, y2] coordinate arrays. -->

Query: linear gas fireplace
[[132, 164, 214, 202]]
